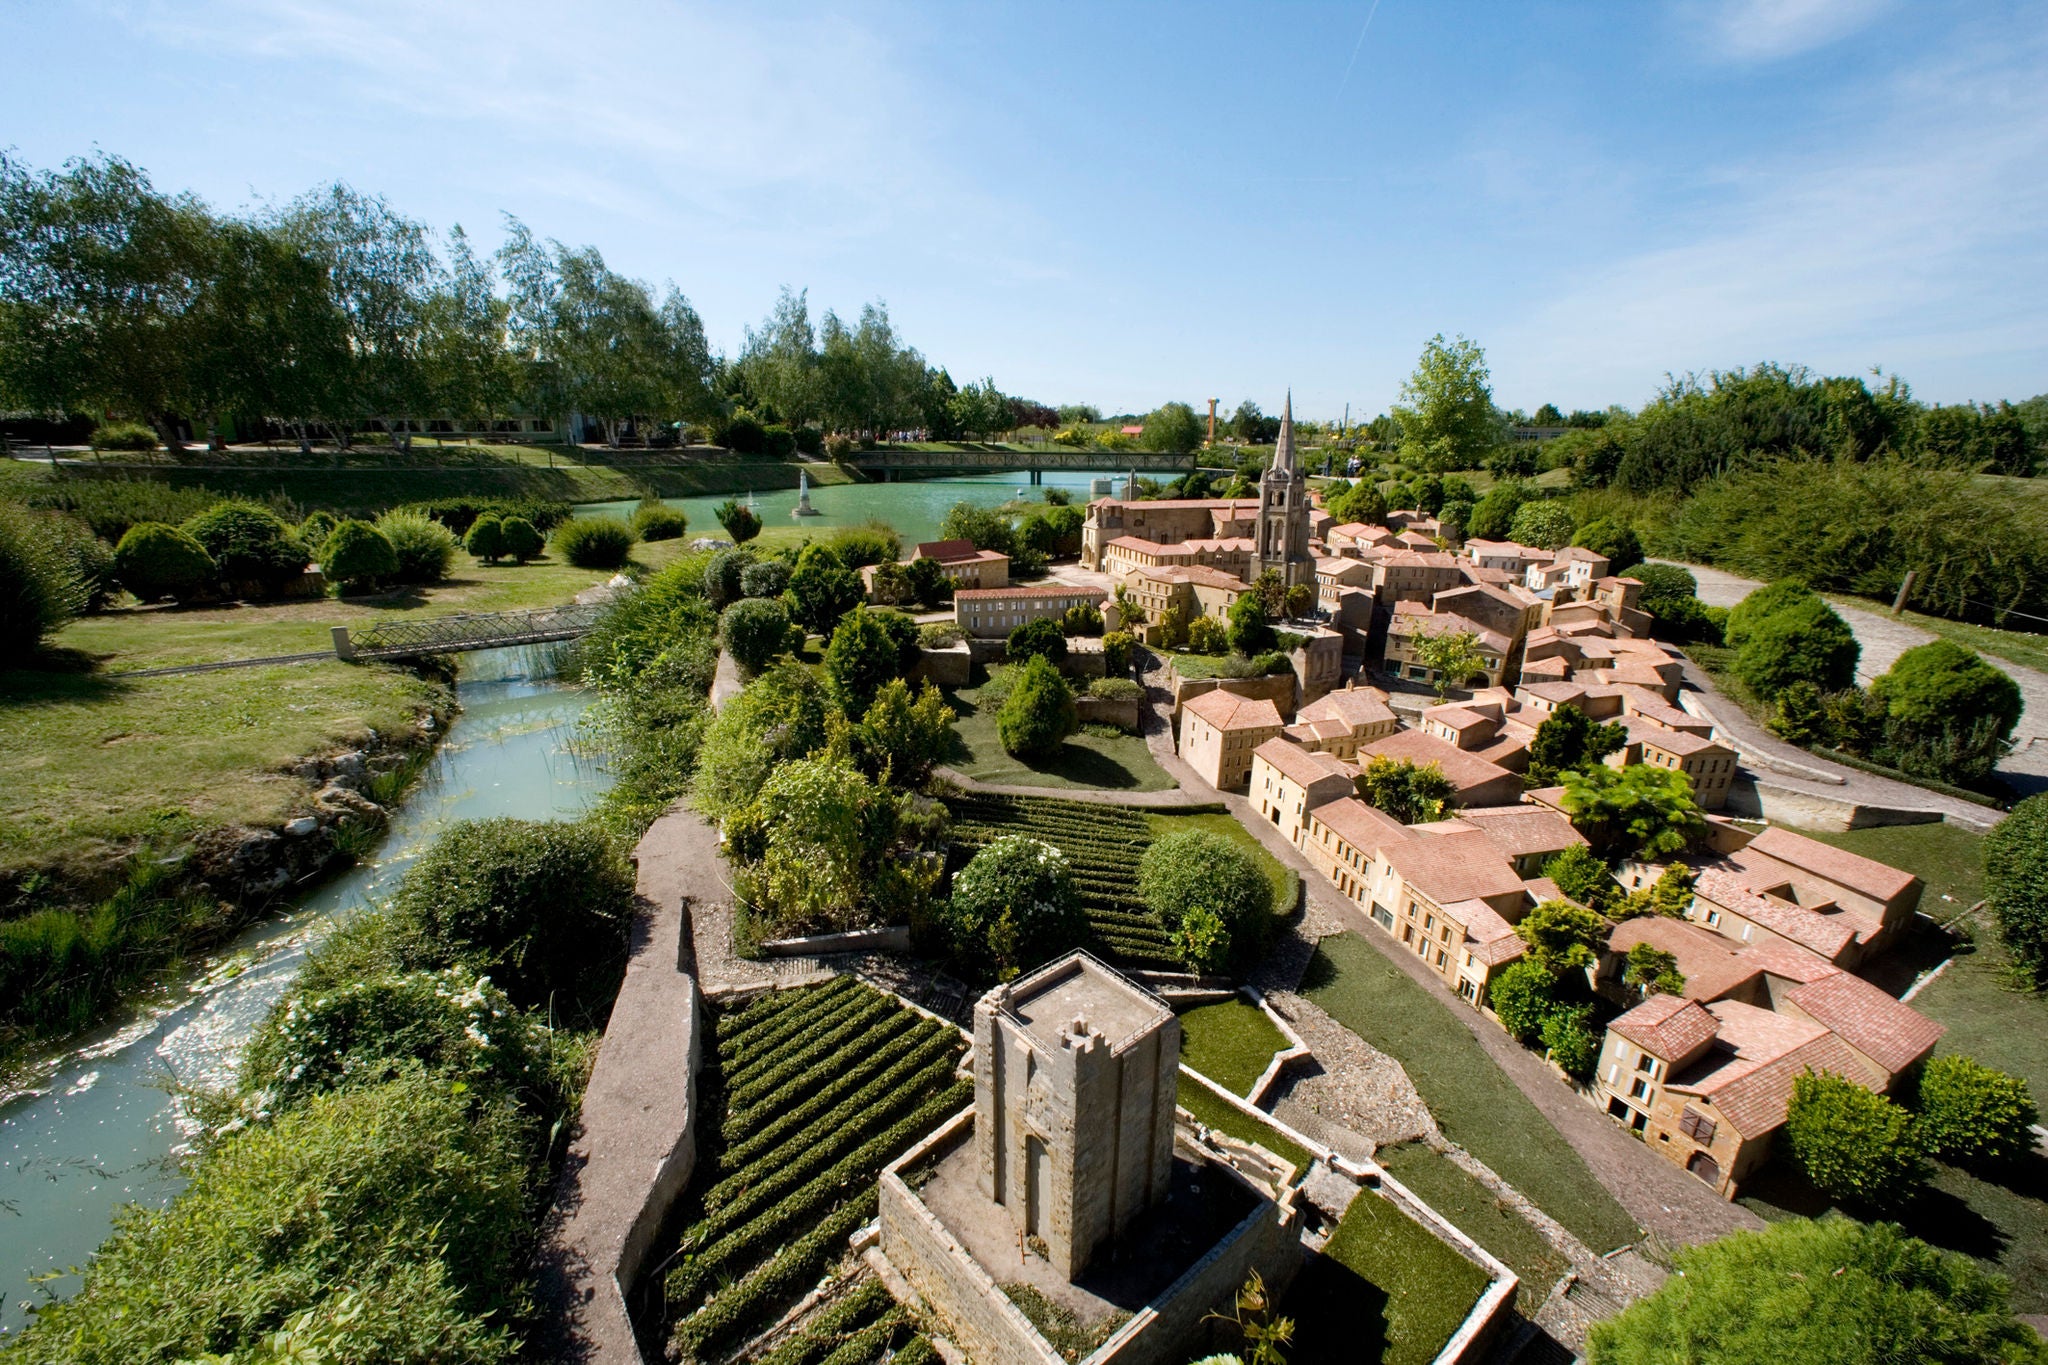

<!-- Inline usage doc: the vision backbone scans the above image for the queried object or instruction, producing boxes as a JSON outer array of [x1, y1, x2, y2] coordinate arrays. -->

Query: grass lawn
[[0, 659, 445, 877], [1145, 810, 1299, 916], [1798, 822, 1987, 916], [51, 540, 690, 672], [1174, 1072, 1312, 1172], [943, 682, 1174, 792], [1177, 999, 1291, 1096], [1883, 606, 2048, 677], [1285, 1184, 1493, 1365], [1376, 1142, 1568, 1314], [1738, 1154, 2048, 1313], [1911, 931, 2048, 1104], [1162, 651, 1232, 680], [1302, 934, 1641, 1252]]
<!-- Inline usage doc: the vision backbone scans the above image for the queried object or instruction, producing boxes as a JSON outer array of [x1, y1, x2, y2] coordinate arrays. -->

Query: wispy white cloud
[[1679, 0, 1892, 63], [1495, 23, 2048, 405]]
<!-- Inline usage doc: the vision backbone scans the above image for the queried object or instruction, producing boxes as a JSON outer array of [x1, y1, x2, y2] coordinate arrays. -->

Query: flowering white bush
[[944, 835, 1086, 977]]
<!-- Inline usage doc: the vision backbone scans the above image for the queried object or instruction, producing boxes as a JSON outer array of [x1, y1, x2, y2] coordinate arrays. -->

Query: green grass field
[[1145, 809, 1299, 916], [1173, 1072, 1312, 1172], [1285, 1182, 1493, 1365], [1375, 1142, 1568, 1314], [1883, 606, 2048, 676], [942, 681, 1174, 792], [1177, 999, 1291, 1096], [1302, 933, 1641, 1252]]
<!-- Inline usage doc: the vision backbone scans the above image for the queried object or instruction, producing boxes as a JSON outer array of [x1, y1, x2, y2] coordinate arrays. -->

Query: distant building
[[954, 585, 1105, 639]]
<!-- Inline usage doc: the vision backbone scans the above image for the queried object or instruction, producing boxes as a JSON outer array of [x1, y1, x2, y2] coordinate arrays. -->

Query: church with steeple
[[1252, 393, 1312, 586]]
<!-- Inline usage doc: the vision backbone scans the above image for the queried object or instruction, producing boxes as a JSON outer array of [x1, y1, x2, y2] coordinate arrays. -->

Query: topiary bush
[[1987, 795, 2048, 983], [1914, 1054, 2040, 1168], [319, 519, 399, 594], [740, 557, 790, 599], [721, 597, 791, 675], [88, 420, 160, 451], [943, 834, 1087, 977], [1726, 580, 1859, 698], [1784, 1070, 1927, 1210], [41, 513, 117, 612], [388, 817, 635, 1020], [1007, 616, 1068, 663], [465, 513, 505, 563], [996, 654, 1077, 758], [180, 501, 308, 595], [1138, 829, 1275, 967], [631, 500, 688, 541], [1089, 676, 1143, 702], [300, 509, 339, 547], [376, 510, 461, 586], [1507, 500, 1577, 550], [498, 515, 543, 563], [112, 520, 217, 603], [0, 504, 90, 652], [702, 547, 755, 610], [551, 516, 636, 569]]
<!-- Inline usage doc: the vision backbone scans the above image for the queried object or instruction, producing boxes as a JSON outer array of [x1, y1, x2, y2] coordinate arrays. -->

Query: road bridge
[[331, 602, 606, 662], [845, 446, 1197, 483]]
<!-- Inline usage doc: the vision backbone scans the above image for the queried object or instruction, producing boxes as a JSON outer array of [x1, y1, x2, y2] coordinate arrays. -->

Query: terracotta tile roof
[[1608, 916, 1748, 999], [1518, 681, 1590, 705], [1379, 549, 1462, 569], [1252, 736, 1355, 789], [1609, 993, 1720, 1061], [1426, 705, 1494, 733], [1691, 864, 1861, 961], [1455, 806, 1587, 859], [956, 584, 1104, 603], [1747, 828, 1920, 905], [1441, 895, 1519, 944], [1285, 717, 1353, 744], [1386, 610, 1511, 655], [1299, 688, 1397, 731], [1381, 829, 1528, 906], [1129, 563, 1250, 592], [1626, 720, 1729, 759], [1181, 689, 1285, 731], [1784, 972, 1945, 1078], [1308, 797, 1413, 852], [1362, 730, 1520, 801], [1094, 498, 1261, 514], [1673, 1001, 1871, 1140], [915, 538, 978, 561]]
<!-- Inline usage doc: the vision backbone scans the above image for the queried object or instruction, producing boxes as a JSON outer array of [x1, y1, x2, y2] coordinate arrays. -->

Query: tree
[[904, 556, 954, 609], [691, 662, 830, 821], [464, 514, 505, 564], [1516, 898, 1610, 974], [1187, 615, 1229, 654], [1986, 795, 2048, 983], [855, 679, 955, 786], [1283, 582, 1315, 620], [0, 505, 88, 655], [1324, 479, 1388, 527], [1411, 627, 1487, 699], [1060, 601, 1104, 636], [716, 499, 762, 545], [1729, 583, 1860, 699], [1542, 1006, 1602, 1081], [1228, 592, 1276, 656], [1357, 755, 1456, 824], [869, 560, 913, 605], [740, 558, 791, 600], [1138, 830, 1275, 959], [1100, 630, 1135, 676], [1785, 1071, 1928, 1210], [1614, 863, 1697, 920], [944, 835, 1087, 977], [1585, 1218, 2048, 1365], [1631, 563, 1699, 616], [823, 606, 903, 714], [1870, 640, 2022, 764], [1489, 960, 1559, 1044], [1559, 763, 1703, 858], [182, 502, 308, 595], [937, 501, 1018, 557], [997, 655, 1077, 758], [721, 597, 791, 675], [1507, 501, 1576, 551], [702, 547, 753, 610], [1572, 520, 1644, 574], [1526, 705, 1630, 785], [1008, 616, 1069, 663], [1392, 334, 1503, 470], [1623, 944, 1686, 999], [1916, 1054, 2040, 1168], [498, 516, 543, 563], [785, 542, 863, 635], [1542, 844, 1616, 911], [1140, 401, 1204, 453], [725, 758, 900, 934], [319, 520, 398, 594], [1464, 481, 1533, 540]]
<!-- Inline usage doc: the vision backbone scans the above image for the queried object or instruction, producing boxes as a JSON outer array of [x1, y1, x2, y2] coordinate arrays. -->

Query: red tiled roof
[[1455, 806, 1586, 859], [955, 585, 1105, 602], [1609, 994, 1720, 1061], [1691, 865, 1861, 961], [1182, 689, 1284, 731], [1252, 736, 1355, 789], [1361, 729, 1518, 800], [1692, 1029, 1871, 1140], [1784, 972, 1945, 1078], [1299, 688, 1397, 731], [915, 538, 978, 561], [1381, 829, 1528, 906], [1309, 797, 1414, 852], [1747, 827, 1920, 905]]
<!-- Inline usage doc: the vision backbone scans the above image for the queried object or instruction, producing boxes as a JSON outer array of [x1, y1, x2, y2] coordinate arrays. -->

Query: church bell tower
[[1254, 392, 1310, 586]]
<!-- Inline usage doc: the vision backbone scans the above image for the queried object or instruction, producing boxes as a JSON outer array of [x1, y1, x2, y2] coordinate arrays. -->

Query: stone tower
[[974, 953, 1180, 1281], [1254, 392, 1311, 586]]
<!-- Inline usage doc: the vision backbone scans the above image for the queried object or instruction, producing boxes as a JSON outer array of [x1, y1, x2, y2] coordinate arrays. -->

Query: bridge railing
[[333, 602, 609, 661], [846, 447, 1195, 472]]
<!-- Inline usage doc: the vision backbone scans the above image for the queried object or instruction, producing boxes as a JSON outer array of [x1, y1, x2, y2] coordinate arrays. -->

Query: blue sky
[[5, 0, 2045, 418]]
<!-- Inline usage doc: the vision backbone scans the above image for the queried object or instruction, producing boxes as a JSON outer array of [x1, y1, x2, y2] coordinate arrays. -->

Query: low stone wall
[[1084, 1191, 1300, 1365], [1076, 695, 1141, 732], [535, 811, 711, 1364], [913, 643, 973, 687]]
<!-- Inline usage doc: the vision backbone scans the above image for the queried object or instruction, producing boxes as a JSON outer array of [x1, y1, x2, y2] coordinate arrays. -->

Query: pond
[[0, 647, 609, 1336], [575, 467, 1135, 547]]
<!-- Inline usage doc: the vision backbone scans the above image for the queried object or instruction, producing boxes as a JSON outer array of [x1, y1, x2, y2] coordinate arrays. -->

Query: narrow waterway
[[0, 647, 609, 1336], [575, 466, 1134, 546]]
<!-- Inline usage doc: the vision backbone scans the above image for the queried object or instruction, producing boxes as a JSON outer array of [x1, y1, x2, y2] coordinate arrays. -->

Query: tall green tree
[[1391, 333, 1503, 471], [1140, 401, 1204, 453], [1527, 705, 1630, 785], [1558, 763, 1703, 859]]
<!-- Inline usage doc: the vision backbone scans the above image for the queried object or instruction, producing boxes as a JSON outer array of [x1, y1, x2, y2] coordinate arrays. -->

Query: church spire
[[1272, 391, 1295, 472]]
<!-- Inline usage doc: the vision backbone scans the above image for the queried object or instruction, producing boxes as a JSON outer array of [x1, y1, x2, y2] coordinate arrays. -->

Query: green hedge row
[[673, 1192, 880, 1359], [715, 1024, 959, 1181], [722, 986, 879, 1087], [718, 976, 858, 1061], [725, 997, 899, 1111], [755, 1282, 896, 1365]]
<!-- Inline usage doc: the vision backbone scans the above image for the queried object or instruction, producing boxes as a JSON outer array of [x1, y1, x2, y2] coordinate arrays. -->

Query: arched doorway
[[1687, 1150, 1721, 1187]]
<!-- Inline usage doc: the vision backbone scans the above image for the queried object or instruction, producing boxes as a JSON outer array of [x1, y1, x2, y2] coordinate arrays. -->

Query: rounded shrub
[[1728, 581, 1859, 698], [319, 520, 399, 594], [389, 817, 635, 1018], [1987, 796, 2048, 981], [1007, 616, 1068, 663], [112, 520, 217, 603], [465, 513, 505, 563], [181, 501, 308, 594], [740, 557, 791, 599], [996, 654, 1077, 758], [42, 513, 117, 611], [944, 834, 1087, 976], [376, 510, 461, 585], [551, 516, 636, 570], [1915, 1053, 2039, 1167], [88, 420, 159, 451], [718, 413, 768, 455], [241, 968, 549, 1111], [721, 596, 791, 675], [498, 515, 544, 563], [1138, 829, 1275, 956], [0, 503, 90, 652], [300, 509, 339, 547], [1871, 640, 2022, 739], [702, 547, 755, 610], [1508, 500, 1577, 550], [631, 500, 688, 541]]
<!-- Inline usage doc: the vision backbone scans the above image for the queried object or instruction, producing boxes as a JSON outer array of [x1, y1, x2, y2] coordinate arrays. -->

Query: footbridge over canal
[[332, 602, 607, 662], [845, 446, 1200, 483]]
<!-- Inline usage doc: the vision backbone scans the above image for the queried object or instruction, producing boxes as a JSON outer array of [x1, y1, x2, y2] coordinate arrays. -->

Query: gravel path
[[1659, 559, 2048, 797]]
